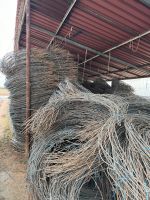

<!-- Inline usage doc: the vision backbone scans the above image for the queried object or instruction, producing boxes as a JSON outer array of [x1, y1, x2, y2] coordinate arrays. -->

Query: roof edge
[[14, 0, 26, 51]]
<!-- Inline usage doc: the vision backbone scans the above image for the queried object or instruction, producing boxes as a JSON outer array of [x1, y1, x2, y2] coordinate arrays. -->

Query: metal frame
[[78, 30, 150, 66], [21, 34, 144, 79], [102, 63, 150, 76], [78, 67, 125, 80], [22, 31, 147, 79], [32, 24, 150, 76], [16, 0, 150, 81], [77, 57, 143, 77], [79, 66, 150, 81], [47, 0, 77, 49], [78, 66, 136, 79], [26, 0, 31, 157]]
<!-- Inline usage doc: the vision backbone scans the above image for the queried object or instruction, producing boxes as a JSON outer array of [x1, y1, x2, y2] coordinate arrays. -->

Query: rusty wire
[[27, 79, 150, 200], [0, 46, 77, 150]]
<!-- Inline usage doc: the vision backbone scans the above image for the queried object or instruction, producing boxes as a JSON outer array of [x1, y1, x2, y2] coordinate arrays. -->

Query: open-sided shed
[[15, 0, 150, 81], [14, 0, 150, 155]]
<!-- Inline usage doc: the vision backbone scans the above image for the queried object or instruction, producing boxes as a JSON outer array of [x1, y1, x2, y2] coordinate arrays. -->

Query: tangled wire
[[0, 46, 77, 149], [27, 79, 150, 200], [0, 45, 150, 199]]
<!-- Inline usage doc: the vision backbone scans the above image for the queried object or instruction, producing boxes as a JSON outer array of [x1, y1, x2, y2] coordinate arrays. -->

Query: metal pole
[[47, 0, 77, 49], [78, 30, 150, 66], [32, 24, 150, 77], [26, 0, 31, 158]]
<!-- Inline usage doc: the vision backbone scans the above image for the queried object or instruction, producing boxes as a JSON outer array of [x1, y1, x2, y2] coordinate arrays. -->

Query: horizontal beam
[[79, 66, 127, 79], [78, 67, 118, 80], [79, 63, 150, 79], [21, 33, 140, 79], [77, 56, 140, 77], [117, 74, 150, 81], [102, 63, 150, 76], [31, 24, 150, 76], [79, 70, 149, 81], [19, 32, 140, 78], [104, 30, 150, 53], [21, 31, 142, 79], [78, 29, 150, 66]]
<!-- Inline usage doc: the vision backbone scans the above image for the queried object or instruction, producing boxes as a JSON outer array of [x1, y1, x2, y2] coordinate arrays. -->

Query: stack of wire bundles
[[0, 46, 77, 150], [27, 79, 150, 200]]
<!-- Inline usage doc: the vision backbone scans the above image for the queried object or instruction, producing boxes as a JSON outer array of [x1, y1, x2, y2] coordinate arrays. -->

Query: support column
[[26, 0, 31, 157]]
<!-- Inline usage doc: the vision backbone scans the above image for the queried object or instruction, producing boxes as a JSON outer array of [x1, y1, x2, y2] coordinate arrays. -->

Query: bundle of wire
[[27, 79, 150, 200], [0, 46, 77, 150]]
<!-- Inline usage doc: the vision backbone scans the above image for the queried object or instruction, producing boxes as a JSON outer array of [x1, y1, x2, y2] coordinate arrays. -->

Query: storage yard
[[0, 0, 150, 200]]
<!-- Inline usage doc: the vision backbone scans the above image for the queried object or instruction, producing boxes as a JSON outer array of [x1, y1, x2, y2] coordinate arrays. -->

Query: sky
[[0, 0, 17, 87], [0, 0, 149, 96], [124, 78, 150, 97]]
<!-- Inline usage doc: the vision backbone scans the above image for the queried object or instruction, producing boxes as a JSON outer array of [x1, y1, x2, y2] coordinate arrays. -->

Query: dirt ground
[[0, 88, 9, 96], [0, 99, 27, 200]]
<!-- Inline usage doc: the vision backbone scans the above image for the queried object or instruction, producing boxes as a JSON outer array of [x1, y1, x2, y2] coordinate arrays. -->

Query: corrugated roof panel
[[80, 0, 150, 31], [15, 0, 150, 80]]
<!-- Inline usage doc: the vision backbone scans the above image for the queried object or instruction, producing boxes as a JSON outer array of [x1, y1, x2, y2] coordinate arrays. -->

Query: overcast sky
[[0, 0, 149, 96], [0, 0, 17, 87]]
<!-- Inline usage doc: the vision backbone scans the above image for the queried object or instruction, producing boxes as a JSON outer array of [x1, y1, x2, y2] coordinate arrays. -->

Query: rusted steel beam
[[25, 0, 31, 158], [78, 30, 150, 66], [47, 0, 77, 49]]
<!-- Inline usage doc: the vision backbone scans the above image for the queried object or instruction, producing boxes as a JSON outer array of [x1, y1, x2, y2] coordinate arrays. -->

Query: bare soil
[[0, 99, 27, 200], [0, 88, 9, 96]]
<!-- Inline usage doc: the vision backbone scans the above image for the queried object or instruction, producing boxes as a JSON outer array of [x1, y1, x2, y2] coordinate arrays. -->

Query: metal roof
[[15, 0, 150, 81]]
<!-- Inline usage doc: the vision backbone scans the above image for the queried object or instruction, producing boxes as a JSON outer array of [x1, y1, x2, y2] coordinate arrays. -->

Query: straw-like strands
[[27, 79, 150, 200], [0, 46, 77, 149]]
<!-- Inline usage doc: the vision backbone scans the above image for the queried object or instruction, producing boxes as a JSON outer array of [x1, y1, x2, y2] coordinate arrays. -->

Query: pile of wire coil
[[0, 46, 77, 150], [27, 79, 150, 200]]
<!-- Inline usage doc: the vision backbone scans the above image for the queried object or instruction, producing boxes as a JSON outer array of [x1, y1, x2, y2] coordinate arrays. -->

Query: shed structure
[[14, 0, 150, 156], [15, 0, 150, 81]]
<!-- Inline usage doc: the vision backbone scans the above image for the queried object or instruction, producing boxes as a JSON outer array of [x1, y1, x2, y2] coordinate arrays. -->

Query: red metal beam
[[78, 30, 150, 66], [26, 0, 31, 158]]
